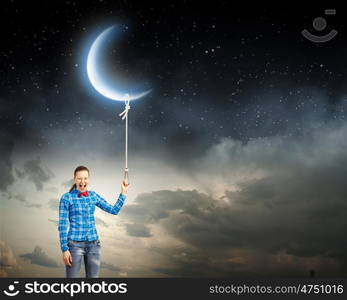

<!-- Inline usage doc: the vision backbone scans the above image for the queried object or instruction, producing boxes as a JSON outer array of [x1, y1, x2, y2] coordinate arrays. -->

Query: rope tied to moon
[[86, 25, 152, 188], [119, 94, 131, 186]]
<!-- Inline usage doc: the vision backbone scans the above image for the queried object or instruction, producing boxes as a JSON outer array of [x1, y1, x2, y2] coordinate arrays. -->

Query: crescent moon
[[87, 25, 151, 101]]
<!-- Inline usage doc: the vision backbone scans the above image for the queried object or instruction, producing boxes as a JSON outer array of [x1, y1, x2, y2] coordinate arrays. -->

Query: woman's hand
[[63, 250, 72, 266], [121, 180, 130, 195]]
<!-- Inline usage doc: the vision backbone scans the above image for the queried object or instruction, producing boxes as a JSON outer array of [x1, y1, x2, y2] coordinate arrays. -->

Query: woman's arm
[[95, 182, 128, 215], [95, 193, 126, 215]]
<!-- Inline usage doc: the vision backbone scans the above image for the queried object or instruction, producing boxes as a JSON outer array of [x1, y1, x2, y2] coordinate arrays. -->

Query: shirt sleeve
[[58, 194, 70, 252], [95, 192, 126, 215]]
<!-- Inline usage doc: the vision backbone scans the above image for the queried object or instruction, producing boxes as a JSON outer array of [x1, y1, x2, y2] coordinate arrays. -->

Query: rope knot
[[119, 94, 131, 120], [119, 103, 130, 120]]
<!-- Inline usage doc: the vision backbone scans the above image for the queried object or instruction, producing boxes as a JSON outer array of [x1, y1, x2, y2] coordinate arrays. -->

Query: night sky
[[1, 1, 347, 277]]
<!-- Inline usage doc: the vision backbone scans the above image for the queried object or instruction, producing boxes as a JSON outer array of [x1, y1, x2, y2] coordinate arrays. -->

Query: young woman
[[58, 165, 129, 278]]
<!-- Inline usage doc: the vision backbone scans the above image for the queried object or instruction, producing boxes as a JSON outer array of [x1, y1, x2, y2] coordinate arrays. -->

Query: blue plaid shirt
[[58, 189, 126, 252]]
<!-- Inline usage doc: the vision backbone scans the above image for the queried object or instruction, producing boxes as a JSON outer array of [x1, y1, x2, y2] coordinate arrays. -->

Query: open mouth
[[79, 184, 87, 189]]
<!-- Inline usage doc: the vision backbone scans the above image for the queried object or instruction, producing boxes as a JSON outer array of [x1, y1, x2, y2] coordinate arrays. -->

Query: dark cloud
[[150, 246, 244, 277], [20, 246, 58, 268], [124, 223, 151, 237], [122, 189, 215, 238], [20, 157, 54, 191], [15, 168, 25, 179], [10, 194, 26, 203], [7, 193, 42, 208], [150, 246, 337, 277], [122, 121, 347, 276], [0, 132, 15, 191], [124, 187, 347, 276], [100, 261, 120, 272]]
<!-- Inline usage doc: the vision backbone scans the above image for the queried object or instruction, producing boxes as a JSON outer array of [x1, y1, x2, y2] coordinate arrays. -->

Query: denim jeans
[[65, 240, 101, 278]]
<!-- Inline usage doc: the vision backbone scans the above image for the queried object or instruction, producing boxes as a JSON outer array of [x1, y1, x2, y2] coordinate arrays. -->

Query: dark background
[[1, 1, 346, 159]]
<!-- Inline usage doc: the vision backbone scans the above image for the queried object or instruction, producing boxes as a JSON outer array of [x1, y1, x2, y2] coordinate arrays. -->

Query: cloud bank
[[121, 120, 347, 276]]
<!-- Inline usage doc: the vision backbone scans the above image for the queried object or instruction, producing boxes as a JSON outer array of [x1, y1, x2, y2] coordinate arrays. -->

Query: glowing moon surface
[[87, 25, 151, 101]]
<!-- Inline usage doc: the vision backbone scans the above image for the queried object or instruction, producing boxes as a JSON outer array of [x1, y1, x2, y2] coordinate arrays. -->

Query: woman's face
[[74, 170, 89, 192]]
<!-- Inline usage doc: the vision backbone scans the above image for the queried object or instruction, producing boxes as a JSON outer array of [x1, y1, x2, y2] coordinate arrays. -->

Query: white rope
[[119, 95, 130, 180], [119, 101, 130, 121]]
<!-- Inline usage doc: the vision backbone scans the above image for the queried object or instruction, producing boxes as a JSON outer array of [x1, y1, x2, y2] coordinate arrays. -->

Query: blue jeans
[[65, 240, 101, 278]]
